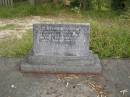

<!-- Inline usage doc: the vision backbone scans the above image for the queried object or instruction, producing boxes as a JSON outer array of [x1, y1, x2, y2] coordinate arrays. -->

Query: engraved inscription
[[39, 30, 80, 45], [33, 23, 90, 56]]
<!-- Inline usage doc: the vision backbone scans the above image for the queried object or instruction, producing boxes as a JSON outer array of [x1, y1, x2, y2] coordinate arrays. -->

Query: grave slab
[[20, 23, 102, 74]]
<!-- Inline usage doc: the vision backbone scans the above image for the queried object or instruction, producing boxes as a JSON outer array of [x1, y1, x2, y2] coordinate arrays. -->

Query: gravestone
[[20, 23, 102, 74]]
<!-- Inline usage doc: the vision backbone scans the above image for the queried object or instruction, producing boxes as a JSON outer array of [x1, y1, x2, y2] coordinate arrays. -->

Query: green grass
[[0, 30, 32, 57], [0, 2, 65, 18], [0, 2, 121, 19], [0, 19, 129, 58], [0, 24, 16, 30], [90, 19, 130, 58]]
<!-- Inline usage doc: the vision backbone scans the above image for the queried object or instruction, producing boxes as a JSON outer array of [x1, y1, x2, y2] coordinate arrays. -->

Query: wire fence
[[0, 0, 13, 6]]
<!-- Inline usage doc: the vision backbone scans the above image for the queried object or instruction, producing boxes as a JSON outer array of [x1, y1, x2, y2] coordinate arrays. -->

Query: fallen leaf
[[11, 84, 16, 88], [66, 82, 69, 87], [120, 89, 128, 95], [88, 81, 110, 97]]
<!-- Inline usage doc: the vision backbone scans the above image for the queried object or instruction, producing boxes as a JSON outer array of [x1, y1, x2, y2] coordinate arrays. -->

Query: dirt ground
[[0, 57, 130, 97], [0, 16, 83, 40]]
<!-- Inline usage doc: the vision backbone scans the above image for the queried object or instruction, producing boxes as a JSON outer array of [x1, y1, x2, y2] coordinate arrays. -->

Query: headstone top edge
[[33, 22, 90, 26]]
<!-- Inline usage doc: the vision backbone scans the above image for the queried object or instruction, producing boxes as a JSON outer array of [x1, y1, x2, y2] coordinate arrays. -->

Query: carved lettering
[[39, 30, 80, 45]]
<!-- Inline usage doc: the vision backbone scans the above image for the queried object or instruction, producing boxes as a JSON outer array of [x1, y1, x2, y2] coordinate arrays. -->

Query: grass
[[0, 2, 130, 58], [0, 30, 32, 57], [0, 19, 129, 58], [0, 2, 121, 19], [0, 24, 16, 30], [0, 2, 64, 18], [90, 19, 130, 58]]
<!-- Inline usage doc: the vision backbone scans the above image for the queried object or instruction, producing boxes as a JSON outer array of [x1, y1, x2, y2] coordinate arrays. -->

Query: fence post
[[0, 0, 13, 6], [0, 0, 1, 6], [10, 0, 13, 6], [29, 0, 35, 5]]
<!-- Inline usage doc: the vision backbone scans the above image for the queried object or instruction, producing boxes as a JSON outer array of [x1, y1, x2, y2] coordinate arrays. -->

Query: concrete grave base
[[20, 51, 102, 74]]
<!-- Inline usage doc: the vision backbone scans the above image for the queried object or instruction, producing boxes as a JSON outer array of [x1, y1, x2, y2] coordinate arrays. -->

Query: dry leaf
[[120, 89, 128, 95], [87, 81, 110, 97], [66, 82, 69, 87]]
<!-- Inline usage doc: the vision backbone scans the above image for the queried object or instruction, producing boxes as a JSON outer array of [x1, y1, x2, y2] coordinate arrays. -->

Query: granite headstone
[[20, 23, 102, 74]]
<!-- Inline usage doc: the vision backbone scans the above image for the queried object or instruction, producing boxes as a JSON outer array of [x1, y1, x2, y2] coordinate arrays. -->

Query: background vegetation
[[0, 0, 130, 58], [0, 0, 130, 18]]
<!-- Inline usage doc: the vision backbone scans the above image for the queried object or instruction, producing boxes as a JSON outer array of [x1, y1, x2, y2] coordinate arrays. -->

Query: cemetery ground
[[0, 16, 130, 58], [0, 16, 130, 97]]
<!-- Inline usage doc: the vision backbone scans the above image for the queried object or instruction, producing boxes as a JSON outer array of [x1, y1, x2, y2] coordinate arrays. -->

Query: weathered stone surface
[[33, 23, 90, 56], [20, 23, 102, 74], [2, 57, 130, 97]]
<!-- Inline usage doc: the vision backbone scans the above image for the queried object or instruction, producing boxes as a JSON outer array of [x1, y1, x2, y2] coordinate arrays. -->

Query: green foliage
[[70, 0, 93, 10], [90, 19, 130, 58], [0, 1, 129, 58], [70, 0, 80, 8], [79, 0, 93, 10], [0, 0, 129, 18], [111, 0, 127, 10], [0, 30, 32, 57], [0, 24, 16, 30], [0, 18, 130, 58], [0, 2, 63, 18]]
